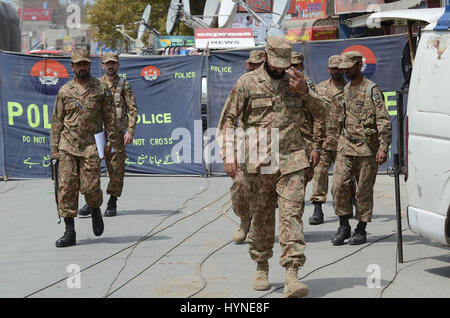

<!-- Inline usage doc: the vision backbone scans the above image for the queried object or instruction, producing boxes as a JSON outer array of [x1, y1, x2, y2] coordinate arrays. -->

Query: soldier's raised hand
[[287, 67, 309, 95]]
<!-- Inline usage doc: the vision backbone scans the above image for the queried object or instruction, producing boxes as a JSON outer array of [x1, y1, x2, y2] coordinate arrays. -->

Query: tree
[[87, 0, 207, 50]]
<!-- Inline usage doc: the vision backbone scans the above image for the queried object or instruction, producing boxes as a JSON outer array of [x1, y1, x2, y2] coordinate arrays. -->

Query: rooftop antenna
[[218, 0, 238, 28], [202, 0, 221, 27], [166, 0, 209, 34], [166, 0, 181, 35], [232, 0, 288, 37], [138, 4, 151, 40], [272, 0, 290, 26], [182, 0, 191, 16], [136, 4, 161, 37], [115, 24, 145, 49]]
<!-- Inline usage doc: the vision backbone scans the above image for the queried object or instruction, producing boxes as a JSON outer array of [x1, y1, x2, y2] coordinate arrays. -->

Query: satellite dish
[[218, 0, 238, 28], [166, 0, 181, 35], [182, 0, 190, 16], [203, 0, 220, 27], [138, 4, 151, 41], [272, 0, 290, 26]]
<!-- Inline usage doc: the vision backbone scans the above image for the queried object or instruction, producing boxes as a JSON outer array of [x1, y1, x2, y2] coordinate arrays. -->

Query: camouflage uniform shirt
[[217, 66, 325, 175], [316, 78, 346, 152], [100, 74, 138, 135], [50, 76, 121, 157], [299, 75, 325, 154], [337, 76, 392, 156]]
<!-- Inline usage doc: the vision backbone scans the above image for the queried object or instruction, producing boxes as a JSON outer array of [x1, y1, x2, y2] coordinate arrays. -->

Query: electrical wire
[[379, 227, 411, 298], [104, 201, 232, 297], [104, 178, 212, 296], [24, 185, 231, 298], [259, 229, 403, 298]]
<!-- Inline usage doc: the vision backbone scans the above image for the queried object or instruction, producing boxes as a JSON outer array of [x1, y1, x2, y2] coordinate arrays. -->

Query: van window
[[415, 32, 450, 115]]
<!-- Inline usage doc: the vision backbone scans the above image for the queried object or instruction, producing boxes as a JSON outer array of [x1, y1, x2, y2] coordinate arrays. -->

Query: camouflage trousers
[[244, 169, 307, 269], [310, 150, 337, 203], [230, 170, 250, 220], [331, 153, 378, 222], [106, 134, 126, 197], [58, 150, 103, 218]]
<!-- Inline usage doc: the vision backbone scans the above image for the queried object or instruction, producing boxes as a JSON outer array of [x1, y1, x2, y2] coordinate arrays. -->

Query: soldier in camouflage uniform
[[50, 49, 121, 248], [308, 55, 347, 225], [246, 50, 265, 72], [231, 50, 266, 244], [331, 51, 392, 245], [78, 52, 138, 217], [217, 37, 326, 298], [290, 52, 325, 188]]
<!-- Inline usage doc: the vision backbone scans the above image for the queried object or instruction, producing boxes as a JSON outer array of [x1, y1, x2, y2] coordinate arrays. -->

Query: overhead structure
[[218, 0, 238, 28], [166, 0, 181, 35], [202, 0, 221, 27], [272, 0, 290, 26], [182, 0, 191, 16], [232, 0, 287, 37], [138, 4, 151, 40], [115, 25, 145, 49], [166, 0, 209, 35]]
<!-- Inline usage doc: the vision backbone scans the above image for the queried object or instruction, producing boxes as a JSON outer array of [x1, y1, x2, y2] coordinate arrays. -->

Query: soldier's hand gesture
[[376, 150, 387, 166], [224, 161, 238, 179], [287, 67, 309, 95]]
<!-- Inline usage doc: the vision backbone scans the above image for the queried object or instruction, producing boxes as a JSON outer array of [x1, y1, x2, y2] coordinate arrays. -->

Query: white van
[[346, 6, 450, 246], [405, 7, 450, 246]]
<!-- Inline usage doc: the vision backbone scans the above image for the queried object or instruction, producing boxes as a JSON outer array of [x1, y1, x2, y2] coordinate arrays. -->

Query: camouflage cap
[[246, 50, 265, 64], [265, 36, 291, 68], [71, 49, 91, 64], [291, 52, 304, 65], [328, 55, 342, 68], [102, 52, 119, 63], [339, 51, 363, 69]]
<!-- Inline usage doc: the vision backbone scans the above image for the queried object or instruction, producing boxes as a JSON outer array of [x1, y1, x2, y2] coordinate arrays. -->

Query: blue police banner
[[0, 52, 101, 179], [0, 52, 205, 178], [206, 49, 254, 174], [108, 55, 205, 175]]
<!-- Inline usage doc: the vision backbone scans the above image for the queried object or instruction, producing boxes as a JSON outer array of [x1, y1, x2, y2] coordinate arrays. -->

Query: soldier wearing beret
[[331, 51, 392, 245], [50, 49, 121, 247]]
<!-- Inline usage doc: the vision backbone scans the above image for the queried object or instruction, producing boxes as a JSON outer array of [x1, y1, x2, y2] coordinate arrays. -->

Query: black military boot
[[331, 215, 351, 246], [349, 221, 367, 245], [104, 195, 117, 217], [91, 207, 104, 236], [309, 202, 324, 225], [55, 218, 76, 248], [77, 204, 91, 217]]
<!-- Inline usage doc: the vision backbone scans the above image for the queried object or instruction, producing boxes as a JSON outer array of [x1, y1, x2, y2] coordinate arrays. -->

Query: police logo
[[141, 66, 161, 82], [30, 60, 70, 95]]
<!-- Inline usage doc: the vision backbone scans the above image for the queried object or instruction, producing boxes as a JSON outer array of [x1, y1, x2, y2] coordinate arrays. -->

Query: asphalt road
[[0, 174, 448, 299]]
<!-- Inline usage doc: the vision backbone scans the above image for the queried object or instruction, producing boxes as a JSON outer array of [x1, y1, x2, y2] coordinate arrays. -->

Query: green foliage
[[87, 0, 207, 50]]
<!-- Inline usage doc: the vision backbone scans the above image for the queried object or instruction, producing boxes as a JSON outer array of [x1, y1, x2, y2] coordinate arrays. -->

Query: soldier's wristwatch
[[312, 148, 322, 154]]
